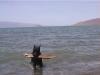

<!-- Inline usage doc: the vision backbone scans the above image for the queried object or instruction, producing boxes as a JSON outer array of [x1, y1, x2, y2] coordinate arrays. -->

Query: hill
[[0, 21, 41, 28], [74, 18, 100, 26]]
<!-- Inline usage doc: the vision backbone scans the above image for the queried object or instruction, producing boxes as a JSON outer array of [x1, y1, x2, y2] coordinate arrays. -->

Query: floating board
[[24, 53, 56, 59]]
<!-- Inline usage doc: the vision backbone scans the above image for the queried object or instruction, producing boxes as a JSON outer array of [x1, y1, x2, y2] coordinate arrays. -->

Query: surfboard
[[24, 53, 56, 59]]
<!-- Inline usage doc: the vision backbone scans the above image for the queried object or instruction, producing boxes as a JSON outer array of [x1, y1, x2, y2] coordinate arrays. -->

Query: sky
[[0, 0, 99, 26]]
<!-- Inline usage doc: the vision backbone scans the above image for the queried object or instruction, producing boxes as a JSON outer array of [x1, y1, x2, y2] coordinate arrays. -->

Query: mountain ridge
[[0, 21, 42, 28], [74, 18, 100, 26]]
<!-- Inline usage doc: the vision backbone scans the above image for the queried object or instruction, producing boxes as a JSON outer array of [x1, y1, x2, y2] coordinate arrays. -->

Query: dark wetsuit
[[31, 45, 43, 69]]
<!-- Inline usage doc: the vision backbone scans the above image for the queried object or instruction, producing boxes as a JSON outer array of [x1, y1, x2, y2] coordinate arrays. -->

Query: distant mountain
[[74, 18, 100, 26], [0, 21, 42, 28]]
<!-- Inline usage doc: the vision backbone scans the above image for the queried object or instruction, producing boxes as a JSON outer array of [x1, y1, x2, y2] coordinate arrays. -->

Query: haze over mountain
[[0, 18, 100, 28], [74, 18, 100, 26], [0, 21, 41, 28]]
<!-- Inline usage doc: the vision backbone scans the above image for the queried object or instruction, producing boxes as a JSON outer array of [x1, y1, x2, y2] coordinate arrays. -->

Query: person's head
[[32, 45, 41, 57]]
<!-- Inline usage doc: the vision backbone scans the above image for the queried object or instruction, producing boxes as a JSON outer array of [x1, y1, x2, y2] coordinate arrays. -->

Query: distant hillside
[[0, 21, 42, 28], [74, 18, 100, 26]]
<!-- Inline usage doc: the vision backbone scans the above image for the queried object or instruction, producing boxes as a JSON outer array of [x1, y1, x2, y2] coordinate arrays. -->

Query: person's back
[[31, 45, 43, 69]]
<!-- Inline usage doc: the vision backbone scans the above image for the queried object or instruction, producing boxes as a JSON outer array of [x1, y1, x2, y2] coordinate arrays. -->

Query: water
[[0, 26, 100, 75]]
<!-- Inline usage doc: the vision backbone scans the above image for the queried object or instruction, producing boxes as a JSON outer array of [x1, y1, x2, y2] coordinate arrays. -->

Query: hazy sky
[[0, 0, 99, 26]]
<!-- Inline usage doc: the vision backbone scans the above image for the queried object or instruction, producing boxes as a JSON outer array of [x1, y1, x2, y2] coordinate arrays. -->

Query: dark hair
[[32, 45, 41, 57]]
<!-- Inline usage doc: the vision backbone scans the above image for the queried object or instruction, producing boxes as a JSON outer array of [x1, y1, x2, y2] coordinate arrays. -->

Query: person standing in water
[[31, 45, 43, 69]]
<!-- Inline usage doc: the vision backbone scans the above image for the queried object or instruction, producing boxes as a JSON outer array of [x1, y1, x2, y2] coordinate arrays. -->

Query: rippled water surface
[[0, 26, 100, 75]]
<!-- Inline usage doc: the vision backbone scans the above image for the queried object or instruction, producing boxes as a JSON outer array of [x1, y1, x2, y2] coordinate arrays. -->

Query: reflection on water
[[32, 68, 43, 75]]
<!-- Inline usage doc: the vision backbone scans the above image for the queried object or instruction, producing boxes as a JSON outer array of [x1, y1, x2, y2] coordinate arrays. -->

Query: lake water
[[0, 26, 100, 75]]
